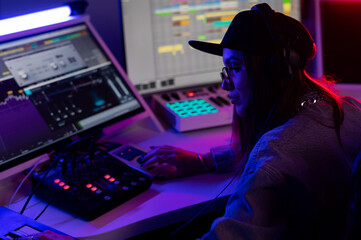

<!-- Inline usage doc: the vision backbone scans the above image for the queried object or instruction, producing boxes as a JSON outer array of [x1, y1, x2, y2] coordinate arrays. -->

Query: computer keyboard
[[0, 207, 77, 240]]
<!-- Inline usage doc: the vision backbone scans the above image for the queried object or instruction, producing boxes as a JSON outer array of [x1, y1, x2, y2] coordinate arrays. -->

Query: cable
[[19, 154, 63, 215], [62, 136, 93, 153], [88, 137, 95, 162], [168, 162, 245, 239], [20, 136, 96, 216], [34, 189, 55, 220], [8, 153, 52, 207]]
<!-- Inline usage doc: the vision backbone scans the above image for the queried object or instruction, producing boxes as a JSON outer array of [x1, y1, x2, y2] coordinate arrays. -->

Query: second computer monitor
[[120, 0, 301, 95]]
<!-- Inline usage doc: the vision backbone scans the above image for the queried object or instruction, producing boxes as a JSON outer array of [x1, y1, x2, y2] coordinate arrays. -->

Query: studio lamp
[[0, 1, 88, 36]]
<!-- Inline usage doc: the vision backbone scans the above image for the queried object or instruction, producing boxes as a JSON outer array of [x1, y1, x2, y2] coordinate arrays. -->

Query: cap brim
[[188, 40, 223, 56]]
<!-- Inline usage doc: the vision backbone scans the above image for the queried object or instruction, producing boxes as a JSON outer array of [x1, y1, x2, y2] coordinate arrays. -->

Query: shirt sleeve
[[201, 165, 287, 240], [210, 145, 237, 173]]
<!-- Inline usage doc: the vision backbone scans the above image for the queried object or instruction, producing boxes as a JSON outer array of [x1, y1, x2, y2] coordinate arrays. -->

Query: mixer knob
[[18, 71, 28, 80], [108, 183, 122, 192], [50, 62, 58, 70]]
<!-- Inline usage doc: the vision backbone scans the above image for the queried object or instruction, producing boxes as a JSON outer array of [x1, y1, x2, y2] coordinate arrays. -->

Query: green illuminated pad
[[166, 99, 218, 117]]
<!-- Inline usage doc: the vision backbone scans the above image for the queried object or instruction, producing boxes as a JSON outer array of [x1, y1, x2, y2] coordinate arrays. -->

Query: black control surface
[[31, 150, 152, 221]]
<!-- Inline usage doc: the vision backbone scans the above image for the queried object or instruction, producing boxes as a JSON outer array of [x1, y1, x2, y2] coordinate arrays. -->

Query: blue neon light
[[0, 6, 73, 36]]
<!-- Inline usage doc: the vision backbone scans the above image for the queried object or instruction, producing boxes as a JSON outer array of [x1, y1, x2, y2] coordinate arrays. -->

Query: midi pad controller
[[152, 84, 233, 132], [32, 149, 152, 221]]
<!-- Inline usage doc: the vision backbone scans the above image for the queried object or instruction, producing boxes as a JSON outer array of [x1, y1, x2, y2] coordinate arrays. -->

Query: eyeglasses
[[220, 67, 235, 91]]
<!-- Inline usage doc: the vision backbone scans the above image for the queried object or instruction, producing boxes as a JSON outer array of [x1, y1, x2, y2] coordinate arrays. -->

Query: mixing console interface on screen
[[0, 24, 142, 168]]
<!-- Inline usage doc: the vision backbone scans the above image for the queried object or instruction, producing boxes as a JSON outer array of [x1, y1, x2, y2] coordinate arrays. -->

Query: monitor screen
[[120, 0, 301, 95], [0, 18, 146, 173]]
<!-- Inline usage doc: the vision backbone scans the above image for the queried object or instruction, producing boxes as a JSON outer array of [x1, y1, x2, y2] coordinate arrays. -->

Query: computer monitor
[[0, 16, 160, 177], [317, 0, 361, 100], [120, 0, 302, 95]]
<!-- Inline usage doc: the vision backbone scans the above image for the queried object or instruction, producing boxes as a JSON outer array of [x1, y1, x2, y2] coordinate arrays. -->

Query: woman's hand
[[140, 145, 209, 180]]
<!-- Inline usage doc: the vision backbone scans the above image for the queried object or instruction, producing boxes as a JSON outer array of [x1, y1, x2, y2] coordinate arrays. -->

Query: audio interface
[[109, 144, 174, 177]]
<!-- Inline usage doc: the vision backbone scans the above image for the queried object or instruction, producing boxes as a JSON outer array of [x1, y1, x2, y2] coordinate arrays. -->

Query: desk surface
[[6, 123, 238, 240]]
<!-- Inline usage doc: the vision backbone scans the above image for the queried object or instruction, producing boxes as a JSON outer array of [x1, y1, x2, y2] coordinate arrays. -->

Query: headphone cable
[[168, 161, 245, 239]]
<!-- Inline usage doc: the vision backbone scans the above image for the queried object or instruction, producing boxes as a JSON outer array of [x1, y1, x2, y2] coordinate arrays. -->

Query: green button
[[166, 99, 219, 117]]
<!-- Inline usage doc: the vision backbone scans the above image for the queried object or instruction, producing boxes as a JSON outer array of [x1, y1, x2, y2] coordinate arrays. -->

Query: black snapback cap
[[189, 3, 315, 62]]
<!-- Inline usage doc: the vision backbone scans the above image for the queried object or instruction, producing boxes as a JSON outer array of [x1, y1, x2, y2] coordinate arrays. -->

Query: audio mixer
[[31, 147, 152, 221], [152, 84, 233, 132]]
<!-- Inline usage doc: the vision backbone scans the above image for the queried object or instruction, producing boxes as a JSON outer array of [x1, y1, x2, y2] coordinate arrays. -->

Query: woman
[[25, 3, 361, 240], [141, 3, 361, 239]]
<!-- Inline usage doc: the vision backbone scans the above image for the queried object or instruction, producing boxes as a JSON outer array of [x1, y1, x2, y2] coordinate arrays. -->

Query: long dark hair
[[231, 53, 344, 163]]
